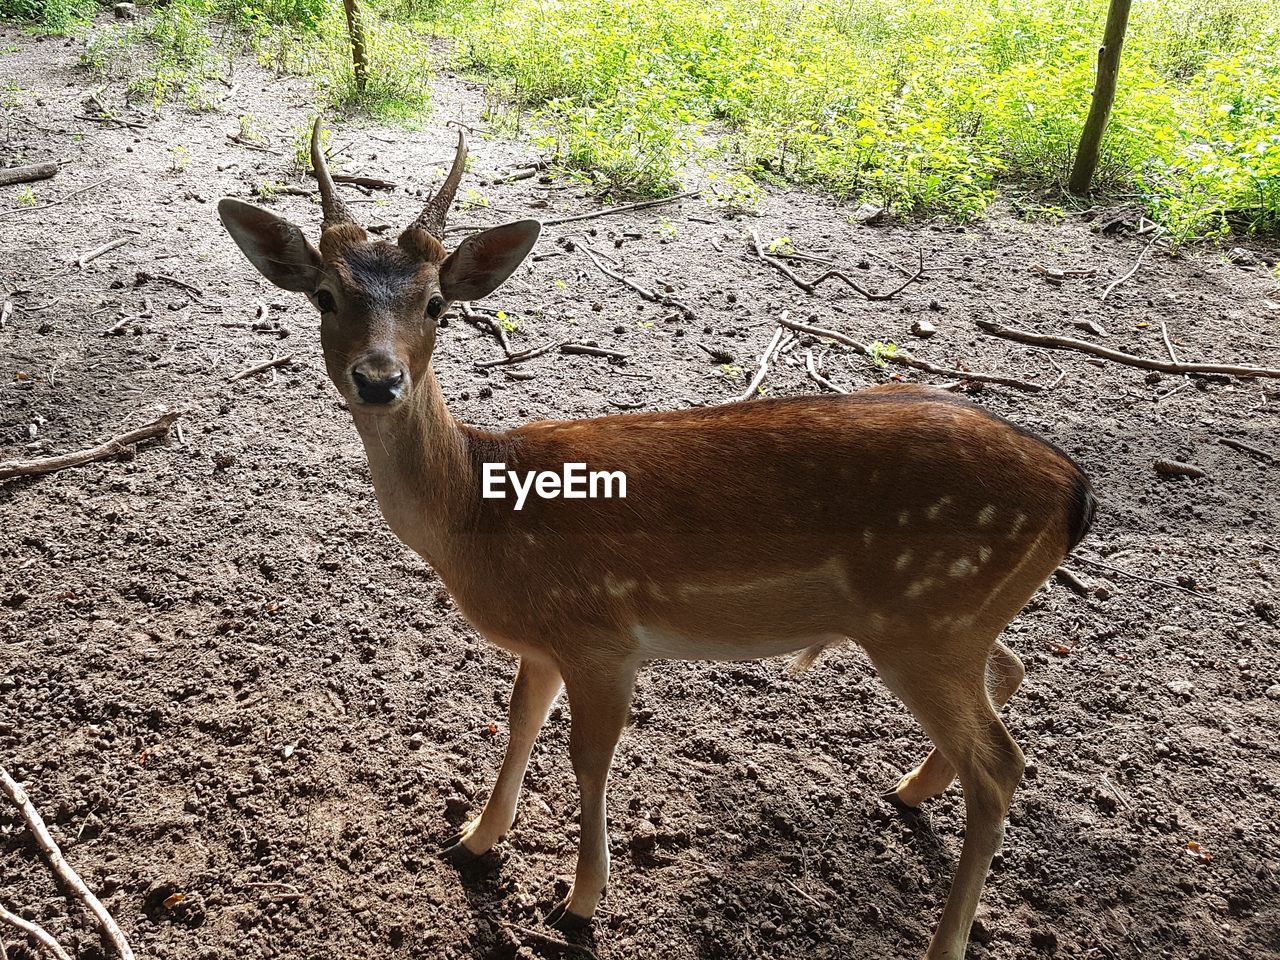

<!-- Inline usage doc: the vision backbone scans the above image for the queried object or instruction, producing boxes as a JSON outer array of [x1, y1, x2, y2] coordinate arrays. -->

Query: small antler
[[312, 117, 356, 230], [407, 129, 467, 240]]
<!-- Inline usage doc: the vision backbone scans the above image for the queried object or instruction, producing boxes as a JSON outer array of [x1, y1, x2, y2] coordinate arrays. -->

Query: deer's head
[[218, 119, 540, 411]]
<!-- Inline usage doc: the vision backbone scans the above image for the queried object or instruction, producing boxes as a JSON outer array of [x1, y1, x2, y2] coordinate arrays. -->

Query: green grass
[[5, 0, 1278, 235], [432, 0, 1280, 234]]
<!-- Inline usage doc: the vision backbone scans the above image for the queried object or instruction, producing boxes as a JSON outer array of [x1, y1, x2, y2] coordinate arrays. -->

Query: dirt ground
[[2, 24, 1279, 960]]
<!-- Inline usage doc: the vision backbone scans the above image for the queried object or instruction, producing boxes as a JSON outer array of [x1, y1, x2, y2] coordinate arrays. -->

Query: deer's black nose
[[351, 364, 405, 405]]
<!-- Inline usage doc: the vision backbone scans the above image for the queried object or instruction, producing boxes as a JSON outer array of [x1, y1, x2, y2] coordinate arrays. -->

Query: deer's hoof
[[881, 787, 922, 815], [544, 899, 592, 932], [439, 833, 487, 867]]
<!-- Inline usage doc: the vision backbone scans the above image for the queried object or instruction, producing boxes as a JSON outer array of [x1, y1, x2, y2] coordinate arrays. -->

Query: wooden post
[[342, 0, 368, 92], [1069, 0, 1134, 195]]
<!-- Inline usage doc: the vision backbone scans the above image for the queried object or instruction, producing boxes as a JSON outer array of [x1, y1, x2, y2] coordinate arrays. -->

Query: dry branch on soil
[[0, 767, 135, 960], [1153, 459, 1206, 479], [749, 229, 925, 299], [739, 321, 788, 401], [579, 243, 698, 319], [975, 319, 1280, 378], [540, 190, 700, 227], [804, 349, 850, 393], [1218, 437, 1275, 463], [780, 316, 1044, 392], [0, 903, 72, 960], [76, 236, 131, 269], [0, 175, 114, 220], [1101, 229, 1163, 302], [0, 412, 180, 481], [1071, 555, 1229, 608], [229, 355, 293, 382], [0, 162, 58, 188]]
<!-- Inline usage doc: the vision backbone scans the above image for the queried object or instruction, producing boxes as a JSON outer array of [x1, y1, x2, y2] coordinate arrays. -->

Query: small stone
[[1227, 247, 1258, 266], [1073, 318, 1108, 337], [1265, 684, 1280, 700], [113, 2, 136, 17], [1167, 679, 1195, 696], [408, 732, 426, 750], [853, 202, 885, 224], [910, 319, 937, 338]]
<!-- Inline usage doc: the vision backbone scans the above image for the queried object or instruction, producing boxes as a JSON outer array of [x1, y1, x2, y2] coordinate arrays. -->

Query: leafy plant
[[867, 340, 899, 367]]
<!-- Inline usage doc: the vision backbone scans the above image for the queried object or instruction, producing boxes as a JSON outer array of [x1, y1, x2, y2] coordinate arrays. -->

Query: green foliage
[[0, 0, 92, 33], [436, 0, 1280, 234]]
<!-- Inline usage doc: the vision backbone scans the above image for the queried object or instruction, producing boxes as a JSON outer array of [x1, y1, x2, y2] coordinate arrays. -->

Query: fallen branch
[[0, 903, 72, 960], [750, 229, 924, 300], [1, 298, 11, 331], [497, 920, 597, 959], [1071, 555, 1228, 609], [1218, 437, 1275, 463], [541, 189, 701, 227], [1101, 229, 1163, 302], [804, 348, 849, 394], [229, 355, 293, 382], [781, 316, 1043, 393], [77, 236, 131, 269], [0, 412, 180, 481], [307, 170, 397, 190], [579, 244, 698, 320], [475, 340, 561, 369], [975, 319, 1280, 379], [561, 343, 629, 360], [0, 767, 135, 960], [0, 162, 58, 188], [739, 322, 787, 401], [1054, 567, 1092, 597], [0, 175, 114, 220], [227, 133, 282, 155], [458, 302, 511, 355]]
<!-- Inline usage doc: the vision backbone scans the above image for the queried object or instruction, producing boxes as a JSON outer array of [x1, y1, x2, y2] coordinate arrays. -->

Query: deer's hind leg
[[870, 642, 1025, 960], [890, 639, 1024, 808]]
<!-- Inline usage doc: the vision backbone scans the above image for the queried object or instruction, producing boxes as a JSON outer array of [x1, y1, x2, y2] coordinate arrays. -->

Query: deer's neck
[[349, 367, 479, 565]]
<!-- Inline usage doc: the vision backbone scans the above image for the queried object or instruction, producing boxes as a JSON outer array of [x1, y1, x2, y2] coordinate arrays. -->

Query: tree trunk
[[342, 0, 368, 92], [1068, 0, 1133, 196]]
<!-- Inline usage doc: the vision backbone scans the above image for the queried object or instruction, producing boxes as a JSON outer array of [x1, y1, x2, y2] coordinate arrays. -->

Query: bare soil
[[2, 25, 1279, 960]]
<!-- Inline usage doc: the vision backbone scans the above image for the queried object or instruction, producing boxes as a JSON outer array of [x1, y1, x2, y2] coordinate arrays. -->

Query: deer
[[217, 119, 1097, 960]]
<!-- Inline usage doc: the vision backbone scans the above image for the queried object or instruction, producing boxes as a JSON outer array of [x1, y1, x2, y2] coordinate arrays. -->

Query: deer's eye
[[315, 289, 336, 313], [427, 295, 445, 319]]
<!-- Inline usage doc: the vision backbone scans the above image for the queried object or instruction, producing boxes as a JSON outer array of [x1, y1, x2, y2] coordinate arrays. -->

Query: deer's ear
[[218, 198, 323, 292], [440, 219, 541, 303]]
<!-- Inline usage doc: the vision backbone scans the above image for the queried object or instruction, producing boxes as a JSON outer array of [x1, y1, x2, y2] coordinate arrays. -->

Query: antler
[[312, 117, 356, 230], [407, 129, 467, 240]]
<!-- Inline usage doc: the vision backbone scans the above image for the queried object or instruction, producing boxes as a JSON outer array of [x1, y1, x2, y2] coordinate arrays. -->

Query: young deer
[[218, 120, 1096, 959]]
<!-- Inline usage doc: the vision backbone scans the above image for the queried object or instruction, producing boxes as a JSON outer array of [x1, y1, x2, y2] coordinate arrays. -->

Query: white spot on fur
[[898, 509, 911, 526], [978, 545, 992, 564], [927, 496, 952, 520], [895, 550, 913, 571], [977, 504, 997, 526], [862, 528, 874, 548], [1007, 512, 1028, 539], [905, 577, 936, 598], [950, 557, 975, 577]]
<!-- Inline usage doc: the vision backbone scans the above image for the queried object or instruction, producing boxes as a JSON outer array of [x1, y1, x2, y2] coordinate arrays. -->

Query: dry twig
[[781, 316, 1043, 392], [579, 243, 697, 319], [975, 319, 1280, 379], [76, 236, 131, 269], [0, 162, 58, 188], [475, 341, 561, 369], [804, 349, 849, 394], [458, 302, 511, 355], [541, 190, 700, 227], [1153, 459, 1206, 479], [0, 175, 114, 220], [1072, 555, 1228, 609], [0, 904, 72, 960], [1101, 230, 1163, 302], [1218, 437, 1275, 463], [229, 355, 293, 382], [0, 767, 135, 959], [739, 322, 787, 401], [497, 920, 597, 959], [561, 343, 629, 360], [750, 229, 925, 300], [0, 412, 180, 481]]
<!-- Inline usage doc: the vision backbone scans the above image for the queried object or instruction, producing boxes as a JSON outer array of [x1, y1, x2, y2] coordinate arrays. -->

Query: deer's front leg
[[545, 661, 638, 930], [442, 654, 562, 861]]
